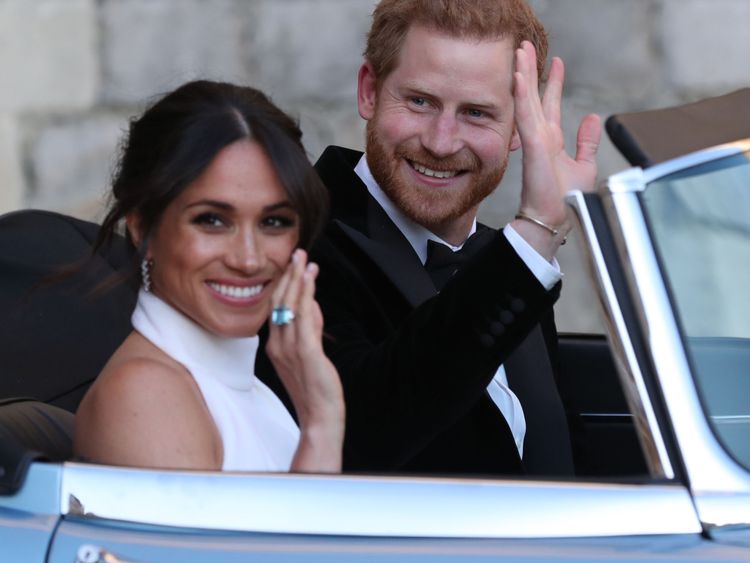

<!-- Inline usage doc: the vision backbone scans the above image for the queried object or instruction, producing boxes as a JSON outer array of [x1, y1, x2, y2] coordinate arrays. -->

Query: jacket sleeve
[[310, 228, 561, 470]]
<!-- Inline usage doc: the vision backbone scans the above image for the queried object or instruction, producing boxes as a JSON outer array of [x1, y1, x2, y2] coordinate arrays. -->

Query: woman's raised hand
[[266, 249, 344, 472]]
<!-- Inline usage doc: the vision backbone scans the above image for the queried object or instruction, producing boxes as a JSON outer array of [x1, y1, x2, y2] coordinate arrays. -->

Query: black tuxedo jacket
[[257, 146, 574, 476]]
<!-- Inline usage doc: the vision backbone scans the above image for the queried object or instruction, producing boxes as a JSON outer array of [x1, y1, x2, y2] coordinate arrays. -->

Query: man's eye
[[466, 108, 484, 118], [411, 97, 427, 107], [192, 213, 225, 229]]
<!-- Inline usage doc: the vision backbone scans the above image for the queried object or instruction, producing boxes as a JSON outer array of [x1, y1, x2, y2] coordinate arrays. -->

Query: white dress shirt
[[354, 156, 562, 457]]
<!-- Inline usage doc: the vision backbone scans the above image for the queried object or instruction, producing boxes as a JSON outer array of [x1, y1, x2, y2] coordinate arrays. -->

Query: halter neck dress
[[131, 290, 299, 471]]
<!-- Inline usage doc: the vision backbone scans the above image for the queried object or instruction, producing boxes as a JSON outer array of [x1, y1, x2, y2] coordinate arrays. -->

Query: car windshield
[[640, 148, 750, 470]]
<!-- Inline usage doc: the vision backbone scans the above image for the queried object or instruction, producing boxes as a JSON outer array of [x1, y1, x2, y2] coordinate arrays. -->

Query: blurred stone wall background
[[1, 0, 748, 332]]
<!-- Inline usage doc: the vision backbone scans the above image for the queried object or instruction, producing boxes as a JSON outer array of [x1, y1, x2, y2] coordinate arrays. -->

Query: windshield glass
[[641, 149, 750, 470]]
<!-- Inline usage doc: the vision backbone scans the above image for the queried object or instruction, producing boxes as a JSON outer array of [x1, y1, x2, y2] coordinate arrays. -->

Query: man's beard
[[365, 119, 508, 233]]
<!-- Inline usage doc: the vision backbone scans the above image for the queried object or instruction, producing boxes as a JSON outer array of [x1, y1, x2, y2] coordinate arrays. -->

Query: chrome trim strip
[[580, 413, 633, 419], [712, 416, 750, 425], [601, 178, 750, 530], [605, 139, 750, 193], [642, 139, 750, 184], [60, 462, 701, 538], [566, 190, 674, 479]]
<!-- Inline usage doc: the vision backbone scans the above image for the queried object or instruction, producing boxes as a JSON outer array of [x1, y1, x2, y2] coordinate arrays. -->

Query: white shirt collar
[[354, 155, 477, 264]]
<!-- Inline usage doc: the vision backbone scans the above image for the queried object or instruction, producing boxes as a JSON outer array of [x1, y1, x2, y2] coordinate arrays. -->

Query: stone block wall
[[2, 0, 748, 332]]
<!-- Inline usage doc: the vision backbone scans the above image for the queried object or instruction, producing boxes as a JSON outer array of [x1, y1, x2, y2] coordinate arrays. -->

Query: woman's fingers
[[270, 249, 305, 334], [268, 249, 306, 364], [271, 252, 296, 310], [269, 251, 323, 374], [293, 262, 322, 354], [265, 252, 344, 455], [281, 249, 307, 315]]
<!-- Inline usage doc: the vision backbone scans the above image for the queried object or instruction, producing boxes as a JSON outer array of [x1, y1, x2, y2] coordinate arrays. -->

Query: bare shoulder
[[74, 332, 222, 470], [81, 332, 199, 420]]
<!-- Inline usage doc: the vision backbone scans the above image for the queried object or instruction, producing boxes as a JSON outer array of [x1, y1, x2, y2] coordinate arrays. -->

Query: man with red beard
[[258, 0, 601, 475]]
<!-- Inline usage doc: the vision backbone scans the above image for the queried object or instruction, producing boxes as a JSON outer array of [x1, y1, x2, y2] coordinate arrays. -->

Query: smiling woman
[[73, 80, 344, 473], [139, 140, 300, 338]]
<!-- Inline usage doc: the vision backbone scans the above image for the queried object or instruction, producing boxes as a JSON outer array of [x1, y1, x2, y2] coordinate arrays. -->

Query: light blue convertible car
[[2, 91, 750, 562]]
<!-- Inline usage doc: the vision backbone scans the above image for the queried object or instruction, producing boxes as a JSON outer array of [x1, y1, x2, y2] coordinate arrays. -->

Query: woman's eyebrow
[[264, 201, 296, 212], [183, 199, 234, 211], [182, 200, 296, 212]]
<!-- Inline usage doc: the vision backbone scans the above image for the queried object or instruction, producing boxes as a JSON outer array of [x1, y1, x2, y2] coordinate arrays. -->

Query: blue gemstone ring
[[271, 305, 296, 326]]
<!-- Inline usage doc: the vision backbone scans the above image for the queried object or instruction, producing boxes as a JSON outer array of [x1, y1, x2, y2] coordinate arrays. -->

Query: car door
[[577, 139, 750, 540]]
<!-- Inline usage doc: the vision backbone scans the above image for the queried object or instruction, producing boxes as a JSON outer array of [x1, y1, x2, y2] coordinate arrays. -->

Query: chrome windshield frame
[[566, 189, 674, 479], [573, 139, 750, 531]]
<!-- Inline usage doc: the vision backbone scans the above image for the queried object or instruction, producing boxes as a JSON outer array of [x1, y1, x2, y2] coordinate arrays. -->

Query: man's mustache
[[395, 145, 480, 173]]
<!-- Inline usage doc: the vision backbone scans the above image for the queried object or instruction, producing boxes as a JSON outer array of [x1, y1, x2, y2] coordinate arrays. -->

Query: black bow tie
[[424, 229, 492, 290]]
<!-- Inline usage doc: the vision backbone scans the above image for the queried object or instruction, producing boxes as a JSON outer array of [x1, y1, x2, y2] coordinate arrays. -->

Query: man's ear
[[357, 61, 378, 120], [510, 126, 521, 152], [125, 213, 147, 252]]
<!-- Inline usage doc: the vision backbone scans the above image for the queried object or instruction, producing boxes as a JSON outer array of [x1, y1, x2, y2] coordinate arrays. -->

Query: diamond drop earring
[[141, 258, 153, 292]]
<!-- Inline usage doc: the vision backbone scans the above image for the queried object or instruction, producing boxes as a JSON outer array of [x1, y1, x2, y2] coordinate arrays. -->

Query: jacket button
[[510, 298, 525, 313], [479, 333, 495, 348], [490, 322, 506, 336], [499, 310, 514, 324]]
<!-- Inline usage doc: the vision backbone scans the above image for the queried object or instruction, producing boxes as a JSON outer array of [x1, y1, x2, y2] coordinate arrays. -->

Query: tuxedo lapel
[[333, 198, 436, 308], [318, 146, 436, 308]]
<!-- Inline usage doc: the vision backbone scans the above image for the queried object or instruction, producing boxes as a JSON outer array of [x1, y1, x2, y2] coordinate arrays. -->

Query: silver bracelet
[[514, 212, 567, 244]]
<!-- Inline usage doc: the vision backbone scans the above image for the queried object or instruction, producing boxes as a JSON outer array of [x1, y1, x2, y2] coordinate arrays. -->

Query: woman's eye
[[192, 213, 226, 229], [262, 215, 296, 229]]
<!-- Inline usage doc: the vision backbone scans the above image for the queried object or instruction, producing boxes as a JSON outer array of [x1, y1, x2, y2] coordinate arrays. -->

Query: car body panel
[[47, 522, 750, 563]]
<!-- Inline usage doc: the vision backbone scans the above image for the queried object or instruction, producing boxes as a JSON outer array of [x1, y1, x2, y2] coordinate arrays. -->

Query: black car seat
[[0, 397, 74, 493], [0, 210, 136, 412]]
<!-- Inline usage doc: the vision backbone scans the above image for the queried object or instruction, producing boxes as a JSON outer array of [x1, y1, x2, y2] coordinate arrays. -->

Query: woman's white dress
[[131, 290, 299, 471]]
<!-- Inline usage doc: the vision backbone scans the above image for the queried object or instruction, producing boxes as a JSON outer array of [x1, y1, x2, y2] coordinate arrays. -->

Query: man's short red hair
[[365, 0, 548, 82]]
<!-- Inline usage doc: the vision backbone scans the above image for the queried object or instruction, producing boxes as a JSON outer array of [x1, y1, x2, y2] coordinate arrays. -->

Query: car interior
[[3, 88, 750, 496]]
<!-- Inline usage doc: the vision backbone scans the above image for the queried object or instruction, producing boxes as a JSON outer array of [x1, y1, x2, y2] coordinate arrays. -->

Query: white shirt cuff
[[503, 224, 562, 291]]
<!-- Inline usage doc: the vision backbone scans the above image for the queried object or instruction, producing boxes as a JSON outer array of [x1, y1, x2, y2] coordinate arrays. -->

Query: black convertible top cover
[[606, 88, 750, 167]]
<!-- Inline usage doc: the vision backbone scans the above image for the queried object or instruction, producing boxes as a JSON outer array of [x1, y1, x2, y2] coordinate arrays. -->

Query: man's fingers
[[519, 41, 539, 96], [575, 113, 602, 166], [542, 57, 563, 126], [514, 43, 548, 142]]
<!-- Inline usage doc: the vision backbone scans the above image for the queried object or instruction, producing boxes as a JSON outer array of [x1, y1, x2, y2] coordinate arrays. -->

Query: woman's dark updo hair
[[95, 80, 328, 275]]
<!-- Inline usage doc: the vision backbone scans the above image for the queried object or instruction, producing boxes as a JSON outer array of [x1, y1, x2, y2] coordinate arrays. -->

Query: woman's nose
[[225, 231, 265, 273]]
